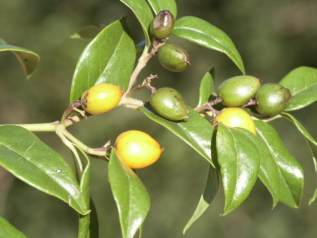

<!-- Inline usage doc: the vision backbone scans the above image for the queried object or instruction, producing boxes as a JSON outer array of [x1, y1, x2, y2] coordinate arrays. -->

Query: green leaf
[[308, 145, 317, 205], [256, 136, 281, 207], [309, 189, 317, 205], [255, 120, 304, 207], [146, 0, 177, 18], [0, 126, 89, 215], [119, 0, 153, 46], [183, 167, 219, 234], [279, 113, 317, 205], [280, 66, 317, 111], [281, 112, 317, 146], [77, 152, 92, 238], [108, 150, 150, 238], [216, 125, 260, 215], [173, 16, 245, 74], [140, 106, 214, 166], [0, 39, 40, 79], [0, 216, 27, 238], [70, 25, 101, 40], [69, 20, 136, 102], [197, 69, 215, 107]]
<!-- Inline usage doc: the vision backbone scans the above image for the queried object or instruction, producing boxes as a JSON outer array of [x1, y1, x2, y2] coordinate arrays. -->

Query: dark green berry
[[150, 87, 189, 121], [150, 10, 174, 39], [255, 83, 291, 117], [218, 75, 261, 107], [158, 43, 190, 72]]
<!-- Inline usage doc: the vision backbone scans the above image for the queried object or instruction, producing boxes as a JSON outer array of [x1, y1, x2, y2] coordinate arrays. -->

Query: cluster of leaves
[[0, 0, 317, 238]]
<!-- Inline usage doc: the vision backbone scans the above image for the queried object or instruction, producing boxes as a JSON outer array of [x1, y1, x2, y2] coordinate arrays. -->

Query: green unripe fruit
[[255, 83, 291, 117], [150, 87, 189, 121], [218, 75, 261, 107], [150, 10, 174, 39], [158, 43, 190, 72]]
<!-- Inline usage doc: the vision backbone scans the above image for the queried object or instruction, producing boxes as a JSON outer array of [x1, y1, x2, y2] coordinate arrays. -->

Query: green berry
[[218, 75, 261, 107], [158, 43, 190, 72], [150, 10, 174, 39], [255, 83, 291, 116], [150, 87, 189, 121]]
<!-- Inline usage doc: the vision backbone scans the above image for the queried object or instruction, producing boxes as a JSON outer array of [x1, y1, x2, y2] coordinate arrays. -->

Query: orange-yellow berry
[[82, 83, 123, 115], [115, 130, 163, 169], [215, 108, 256, 134]]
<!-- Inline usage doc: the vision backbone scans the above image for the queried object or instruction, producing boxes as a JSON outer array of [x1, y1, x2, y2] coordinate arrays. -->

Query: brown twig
[[243, 99, 257, 108], [136, 74, 159, 94], [124, 40, 166, 97], [195, 97, 223, 113]]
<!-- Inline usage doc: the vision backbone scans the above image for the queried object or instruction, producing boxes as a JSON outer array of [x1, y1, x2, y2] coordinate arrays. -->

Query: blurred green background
[[1, 0, 317, 237]]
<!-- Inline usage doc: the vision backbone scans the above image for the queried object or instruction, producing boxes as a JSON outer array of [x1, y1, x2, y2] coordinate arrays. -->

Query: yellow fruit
[[82, 83, 123, 115], [214, 108, 256, 134], [115, 130, 163, 169]]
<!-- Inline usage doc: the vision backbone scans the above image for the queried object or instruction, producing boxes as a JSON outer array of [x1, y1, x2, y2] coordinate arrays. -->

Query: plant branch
[[9, 121, 110, 159], [9, 121, 59, 132], [124, 40, 165, 97], [243, 99, 257, 108], [195, 97, 222, 113], [57, 125, 109, 158], [56, 128, 84, 174]]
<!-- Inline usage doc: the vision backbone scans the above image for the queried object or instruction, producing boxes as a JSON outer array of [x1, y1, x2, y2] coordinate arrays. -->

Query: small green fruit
[[150, 87, 189, 121], [218, 75, 261, 107], [150, 10, 174, 39], [158, 43, 190, 72], [255, 83, 291, 117]]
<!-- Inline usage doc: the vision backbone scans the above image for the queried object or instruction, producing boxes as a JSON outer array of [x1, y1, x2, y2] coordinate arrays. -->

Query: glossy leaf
[[0, 216, 27, 238], [308, 145, 317, 205], [0, 39, 39, 79], [255, 136, 280, 207], [120, 0, 153, 46], [108, 150, 150, 238], [255, 132, 293, 207], [281, 112, 317, 146], [140, 106, 214, 166], [173, 16, 245, 74], [309, 188, 317, 205], [146, 0, 177, 18], [0, 126, 89, 215], [70, 20, 136, 101], [70, 25, 101, 40], [197, 69, 215, 106], [255, 120, 304, 207], [183, 167, 219, 234], [216, 125, 260, 214], [279, 113, 317, 205], [280, 66, 317, 111]]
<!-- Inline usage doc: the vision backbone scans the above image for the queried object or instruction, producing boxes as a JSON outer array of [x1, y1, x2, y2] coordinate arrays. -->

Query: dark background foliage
[[0, 0, 317, 237]]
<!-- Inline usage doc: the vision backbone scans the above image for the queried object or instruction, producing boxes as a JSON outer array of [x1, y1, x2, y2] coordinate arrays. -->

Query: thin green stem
[[58, 126, 108, 158], [254, 115, 282, 122], [56, 128, 84, 173], [9, 121, 59, 132]]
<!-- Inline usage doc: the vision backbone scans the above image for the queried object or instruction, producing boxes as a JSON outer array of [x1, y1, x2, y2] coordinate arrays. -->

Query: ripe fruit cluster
[[76, 11, 292, 170], [215, 75, 292, 134]]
